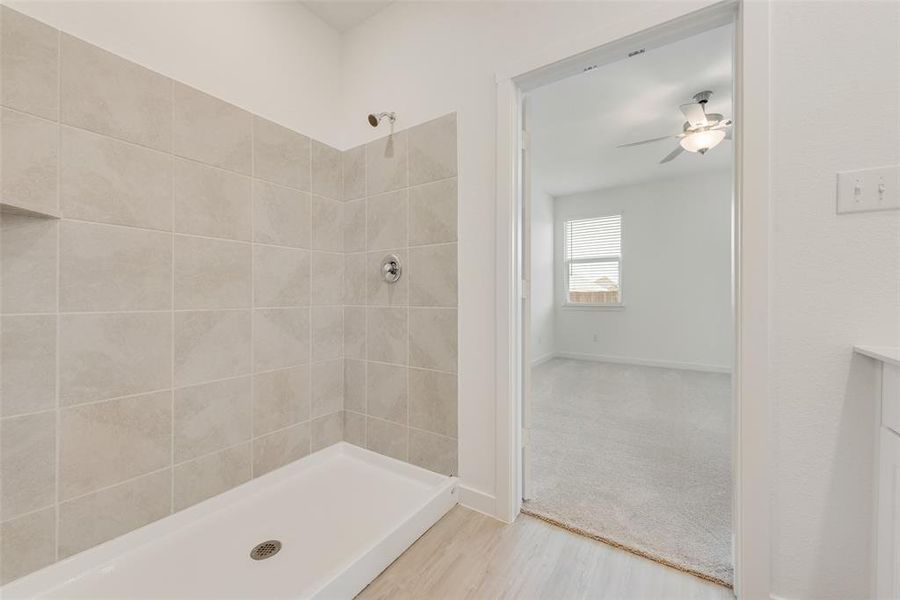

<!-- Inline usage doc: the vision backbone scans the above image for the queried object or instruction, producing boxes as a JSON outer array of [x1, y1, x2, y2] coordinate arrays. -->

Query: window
[[563, 214, 622, 306]]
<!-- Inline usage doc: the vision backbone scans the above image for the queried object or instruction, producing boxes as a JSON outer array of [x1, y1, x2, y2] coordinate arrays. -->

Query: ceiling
[[302, 1, 393, 32], [530, 24, 733, 198]]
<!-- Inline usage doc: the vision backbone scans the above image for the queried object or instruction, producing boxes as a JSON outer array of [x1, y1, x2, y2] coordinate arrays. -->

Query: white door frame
[[493, 1, 771, 598]]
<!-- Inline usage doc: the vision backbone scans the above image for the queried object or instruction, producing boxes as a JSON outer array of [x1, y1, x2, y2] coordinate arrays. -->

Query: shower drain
[[250, 540, 282, 561]]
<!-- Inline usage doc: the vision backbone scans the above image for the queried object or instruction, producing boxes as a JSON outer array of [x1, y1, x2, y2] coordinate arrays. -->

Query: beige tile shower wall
[[340, 114, 459, 477], [0, 7, 343, 583]]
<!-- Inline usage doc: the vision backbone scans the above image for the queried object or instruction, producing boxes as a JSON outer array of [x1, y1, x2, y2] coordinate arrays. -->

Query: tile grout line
[[0, 181, 2, 543], [1, 503, 58, 527], [21, 364, 305, 418], [169, 76, 176, 516], [7, 360, 313, 424], [2, 100, 314, 189], [308, 303, 458, 310], [57, 215, 332, 251], [352, 412, 457, 443], [0, 407, 61, 422], [173, 439, 250, 472], [339, 148, 346, 445], [249, 111, 256, 477], [366, 174, 457, 198], [363, 143, 369, 449], [406, 138, 411, 464], [57, 465, 172, 510], [306, 136, 313, 457], [353, 357, 456, 376], [0, 100, 59, 125], [2, 306, 361, 317], [54, 24, 62, 562], [0, 98, 458, 182]]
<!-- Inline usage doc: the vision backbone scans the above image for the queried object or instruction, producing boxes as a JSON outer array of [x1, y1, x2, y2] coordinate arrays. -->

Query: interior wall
[[530, 186, 555, 363], [2, 0, 343, 147], [552, 170, 733, 372], [0, 7, 348, 582], [769, 2, 900, 598], [340, 114, 460, 477]]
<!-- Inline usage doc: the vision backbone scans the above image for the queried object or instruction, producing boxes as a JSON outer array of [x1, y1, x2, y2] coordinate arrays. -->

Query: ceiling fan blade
[[659, 146, 684, 164], [679, 102, 708, 127], [616, 135, 678, 148], [710, 118, 733, 129]]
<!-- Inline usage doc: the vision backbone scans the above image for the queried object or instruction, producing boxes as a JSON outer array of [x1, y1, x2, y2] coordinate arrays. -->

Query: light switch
[[836, 164, 900, 214]]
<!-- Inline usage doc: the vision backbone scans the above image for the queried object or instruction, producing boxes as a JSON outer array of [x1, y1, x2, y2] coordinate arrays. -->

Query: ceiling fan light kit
[[680, 128, 726, 154], [616, 89, 733, 163]]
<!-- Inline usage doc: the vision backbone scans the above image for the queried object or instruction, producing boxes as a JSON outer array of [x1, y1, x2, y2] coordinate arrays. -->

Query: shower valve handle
[[381, 254, 402, 283]]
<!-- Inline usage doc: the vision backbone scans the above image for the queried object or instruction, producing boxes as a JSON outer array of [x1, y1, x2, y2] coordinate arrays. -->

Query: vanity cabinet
[[879, 425, 900, 599], [858, 347, 900, 599]]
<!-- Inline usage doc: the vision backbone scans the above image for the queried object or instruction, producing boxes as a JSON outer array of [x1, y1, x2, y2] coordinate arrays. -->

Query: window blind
[[564, 215, 621, 305]]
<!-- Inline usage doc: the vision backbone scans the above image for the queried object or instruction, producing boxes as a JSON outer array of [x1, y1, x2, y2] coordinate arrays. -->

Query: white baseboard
[[458, 484, 497, 517], [551, 351, 732, 374], [530, 352, 555, 367]]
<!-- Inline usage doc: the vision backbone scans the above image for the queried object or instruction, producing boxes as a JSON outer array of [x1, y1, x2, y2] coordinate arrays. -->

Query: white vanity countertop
[[854, 345, 900, 367]]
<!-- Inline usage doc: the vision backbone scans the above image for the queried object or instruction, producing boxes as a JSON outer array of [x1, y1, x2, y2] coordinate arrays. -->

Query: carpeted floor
[[524, 358, 733, 586]]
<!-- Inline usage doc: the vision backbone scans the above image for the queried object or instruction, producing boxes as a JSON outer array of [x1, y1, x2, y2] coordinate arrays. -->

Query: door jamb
[[493, 1, 771, 598]]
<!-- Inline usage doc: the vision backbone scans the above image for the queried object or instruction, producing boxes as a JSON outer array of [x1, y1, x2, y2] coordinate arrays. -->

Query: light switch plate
[[836, 164, 900, 214]]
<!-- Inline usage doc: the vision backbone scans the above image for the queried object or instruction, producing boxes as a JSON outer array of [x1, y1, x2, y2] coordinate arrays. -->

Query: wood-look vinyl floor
[[356, 507, 735, 600]]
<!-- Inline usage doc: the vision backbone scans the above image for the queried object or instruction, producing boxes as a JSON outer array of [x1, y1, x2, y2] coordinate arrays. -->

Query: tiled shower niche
[[0, 5, 458, 584]]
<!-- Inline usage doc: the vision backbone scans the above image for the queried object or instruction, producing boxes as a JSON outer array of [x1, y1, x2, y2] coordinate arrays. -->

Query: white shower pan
[[2, 443, 458, 599]]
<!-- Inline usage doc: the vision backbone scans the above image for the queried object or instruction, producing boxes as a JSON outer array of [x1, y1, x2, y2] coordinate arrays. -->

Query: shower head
[[368, 112, 396, 128]]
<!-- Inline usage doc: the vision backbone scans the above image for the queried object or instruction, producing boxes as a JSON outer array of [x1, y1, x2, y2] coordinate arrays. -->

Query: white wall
[[4, 0, 343, 147], [530, 186, 556, 364], [553, 171, 733, 371], [770, 2, 900, 598]]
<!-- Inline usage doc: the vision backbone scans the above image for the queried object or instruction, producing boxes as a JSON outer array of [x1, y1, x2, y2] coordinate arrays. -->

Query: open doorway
[[522, 22, 735, 587]]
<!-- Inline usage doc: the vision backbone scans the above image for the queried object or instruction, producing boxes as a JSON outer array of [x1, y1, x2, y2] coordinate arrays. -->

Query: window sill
[[560, 304, 625, 311]]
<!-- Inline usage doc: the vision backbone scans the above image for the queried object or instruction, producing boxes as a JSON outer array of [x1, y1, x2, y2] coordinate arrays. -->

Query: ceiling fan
[[617, 90, 733, 163]]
